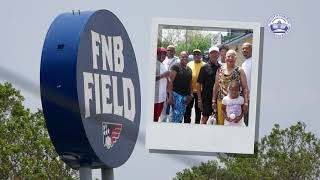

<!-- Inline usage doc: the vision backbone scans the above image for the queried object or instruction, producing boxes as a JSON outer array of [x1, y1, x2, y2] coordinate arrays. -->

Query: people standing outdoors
[[197, 46, 220, 124], [154, 47, 170, 122], [160, 45, 180, 122], [241, 42, 252, 126], [212, 49, 249, 125], [167, 51, 193, 123], [184, 49, 206, 124], [218, 45, 229, 68]]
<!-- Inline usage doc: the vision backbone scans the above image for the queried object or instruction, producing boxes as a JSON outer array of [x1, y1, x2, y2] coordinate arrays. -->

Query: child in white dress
[[222, 80, 246, 126]]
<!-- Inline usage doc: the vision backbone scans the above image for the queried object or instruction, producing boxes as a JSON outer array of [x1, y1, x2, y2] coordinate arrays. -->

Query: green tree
[[157, 38, 171, 50], [174, 161, 225, 180], [157, 29, 212, 55], [174, 122, 320, 179], [0, 82, 78, 179], [175, 32, 211, 55], [157, 28, 185, 49]]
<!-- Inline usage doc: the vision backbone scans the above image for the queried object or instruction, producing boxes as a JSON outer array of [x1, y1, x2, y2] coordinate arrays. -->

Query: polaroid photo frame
[[146, 17, 261, 154]]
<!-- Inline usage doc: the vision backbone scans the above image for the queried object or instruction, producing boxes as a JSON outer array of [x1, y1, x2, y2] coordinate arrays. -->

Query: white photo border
[[146, 17, 261, 154]]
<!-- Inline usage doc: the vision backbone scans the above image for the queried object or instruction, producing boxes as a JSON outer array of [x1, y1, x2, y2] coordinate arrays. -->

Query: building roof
[[224, 33, 253, 46]]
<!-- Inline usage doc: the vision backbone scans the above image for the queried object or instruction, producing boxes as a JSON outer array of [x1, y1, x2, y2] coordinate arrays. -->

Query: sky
[[1, 0, 320, 179]]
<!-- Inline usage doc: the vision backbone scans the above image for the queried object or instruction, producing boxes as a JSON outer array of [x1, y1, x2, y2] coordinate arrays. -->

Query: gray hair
[[226, 49, 237, 58]]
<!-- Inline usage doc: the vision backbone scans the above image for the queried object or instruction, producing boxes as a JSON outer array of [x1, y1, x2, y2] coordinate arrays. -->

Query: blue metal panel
[[41, 10, 141, 168]]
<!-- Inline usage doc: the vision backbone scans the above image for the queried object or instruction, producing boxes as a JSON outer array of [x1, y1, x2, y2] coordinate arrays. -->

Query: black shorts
[[202, 100, 213, 117]]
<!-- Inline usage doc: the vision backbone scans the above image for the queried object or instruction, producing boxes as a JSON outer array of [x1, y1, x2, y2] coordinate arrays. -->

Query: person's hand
[[185, 95, 193, 105], [243, 103, 249, 114], [233, 116, 242, 123], [225, 116, 232, 122], [198, 101, 203, 111], [155, 75, 161, 81], [168, 96, 173, 106], [212, 102, 217, 112]]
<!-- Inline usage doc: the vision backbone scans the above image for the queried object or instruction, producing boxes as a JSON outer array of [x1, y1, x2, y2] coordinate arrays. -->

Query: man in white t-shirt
[[241, 42, 252, 90], [160, 45, 179, 122], [154, 47, 169, 122], [162, 45, 180, 71], [241, 42, 252, 126]]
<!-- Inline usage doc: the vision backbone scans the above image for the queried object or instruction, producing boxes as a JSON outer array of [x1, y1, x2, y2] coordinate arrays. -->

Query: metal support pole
[[101, 168, 114, 180], [79, 167, 92, 180]]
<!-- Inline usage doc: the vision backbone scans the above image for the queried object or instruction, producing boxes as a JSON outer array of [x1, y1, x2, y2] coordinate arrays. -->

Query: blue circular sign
[[40, 10, 141, 168]]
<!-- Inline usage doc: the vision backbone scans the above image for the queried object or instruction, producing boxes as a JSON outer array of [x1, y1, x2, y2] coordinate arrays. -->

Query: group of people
[[154, 43, 252, 127]]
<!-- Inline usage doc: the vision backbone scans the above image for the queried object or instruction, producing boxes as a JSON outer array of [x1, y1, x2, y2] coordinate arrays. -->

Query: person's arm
[[212, 68, 220, 110], [233, 106, 244, 123], [196, 67, 204, 110], [239, 68, 249, 113], [156, 71, 170, 81], [196, 82, 202, 101], [196, 67, 204, 101], [185, 78, 193, 105], [234, 97, 244, 123], [221, 104, 229, 122], [167, 70, 177, 105], [196, 82, 203, 111]]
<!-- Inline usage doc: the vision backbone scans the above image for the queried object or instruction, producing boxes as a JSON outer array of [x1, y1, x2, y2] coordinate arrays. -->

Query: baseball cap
[[193, 49, 201, 53], [157, 47, 167, 54], [167, 45, 175, 50], [209, 46, 219, 53]]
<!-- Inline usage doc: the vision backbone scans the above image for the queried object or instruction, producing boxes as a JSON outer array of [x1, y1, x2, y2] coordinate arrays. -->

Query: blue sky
[[1, 0, 320, 179]]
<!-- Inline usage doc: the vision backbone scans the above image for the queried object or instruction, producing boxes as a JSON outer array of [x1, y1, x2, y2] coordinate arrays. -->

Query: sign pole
[[79, 167, 92, 180], [101, 168, 114, 180]]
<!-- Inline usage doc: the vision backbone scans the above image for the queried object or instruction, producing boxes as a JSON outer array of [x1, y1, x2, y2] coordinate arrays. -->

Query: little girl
[[221, 80, 246, 127]]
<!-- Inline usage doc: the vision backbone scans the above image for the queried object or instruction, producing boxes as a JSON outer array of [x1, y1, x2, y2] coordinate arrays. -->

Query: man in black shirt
[[168, 51, 193, 123], [197, 46, 221, 124]]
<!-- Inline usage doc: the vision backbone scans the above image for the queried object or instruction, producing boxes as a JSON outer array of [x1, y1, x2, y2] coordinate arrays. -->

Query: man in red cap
[[154, 47, 169, 122]]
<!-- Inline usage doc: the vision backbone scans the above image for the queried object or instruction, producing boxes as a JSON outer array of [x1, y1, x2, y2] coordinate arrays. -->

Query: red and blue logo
[[102, 122, 122, 149]]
